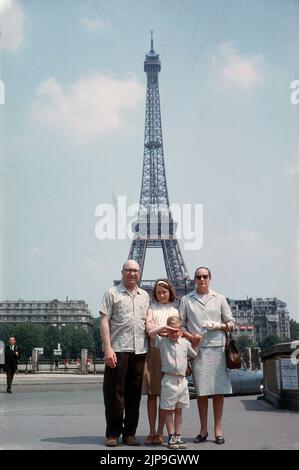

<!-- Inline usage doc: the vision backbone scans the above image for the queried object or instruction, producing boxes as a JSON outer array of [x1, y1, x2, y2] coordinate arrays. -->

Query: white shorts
[[160, 374, 190, 410]]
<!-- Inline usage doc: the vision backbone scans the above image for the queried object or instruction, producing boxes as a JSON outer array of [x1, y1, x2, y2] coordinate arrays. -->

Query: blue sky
[[1, 0, 299, 321]]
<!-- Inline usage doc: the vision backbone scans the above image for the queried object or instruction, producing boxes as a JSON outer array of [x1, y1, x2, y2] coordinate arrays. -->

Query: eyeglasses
[[123, 268, 140, 273], [195, 275, 209, 280]]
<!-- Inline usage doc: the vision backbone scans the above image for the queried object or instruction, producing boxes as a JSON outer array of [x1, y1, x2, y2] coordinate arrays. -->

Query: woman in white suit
[[179, 267, 234, 445]]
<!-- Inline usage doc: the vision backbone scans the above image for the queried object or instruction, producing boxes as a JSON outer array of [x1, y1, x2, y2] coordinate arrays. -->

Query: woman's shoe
[[215, 435, 225, 445], [193, 432, 208, 443], [152, 433, 163, 445], [144, 435, 155, 445]]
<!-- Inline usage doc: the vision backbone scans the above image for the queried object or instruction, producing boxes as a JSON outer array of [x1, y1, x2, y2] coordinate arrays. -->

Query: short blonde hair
[[166, 316, 182, 327]]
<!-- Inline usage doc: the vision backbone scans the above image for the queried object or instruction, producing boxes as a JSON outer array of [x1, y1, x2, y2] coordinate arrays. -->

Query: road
[[0, 374, 298, 450]]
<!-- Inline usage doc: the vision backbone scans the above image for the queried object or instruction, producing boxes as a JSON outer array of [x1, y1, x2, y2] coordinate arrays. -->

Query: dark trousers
[[103, 352, 145, 438], [6, 367, 16, 390]]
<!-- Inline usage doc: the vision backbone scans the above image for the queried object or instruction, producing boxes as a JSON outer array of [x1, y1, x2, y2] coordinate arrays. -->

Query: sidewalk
[[0, 372, 102, 386], [1, 375, 299, 450]]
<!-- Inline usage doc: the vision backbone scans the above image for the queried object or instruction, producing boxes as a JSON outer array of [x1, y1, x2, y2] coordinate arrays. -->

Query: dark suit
[[5, 344, 20, 392]]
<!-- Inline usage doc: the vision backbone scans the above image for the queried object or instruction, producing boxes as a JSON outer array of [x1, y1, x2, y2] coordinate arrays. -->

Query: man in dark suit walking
[[5, 337, 20, 393]]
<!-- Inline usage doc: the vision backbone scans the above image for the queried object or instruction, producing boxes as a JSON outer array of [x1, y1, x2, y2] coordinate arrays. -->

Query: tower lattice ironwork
[[128, 34, 192, 293]]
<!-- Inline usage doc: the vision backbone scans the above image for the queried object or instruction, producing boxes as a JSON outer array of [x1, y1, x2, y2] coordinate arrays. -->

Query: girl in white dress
[[142, 279, 179, 445]]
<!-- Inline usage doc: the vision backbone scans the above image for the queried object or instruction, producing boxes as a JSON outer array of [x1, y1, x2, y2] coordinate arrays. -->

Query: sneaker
[[167, 434, 179, 449], [176, 435, 187, 449]]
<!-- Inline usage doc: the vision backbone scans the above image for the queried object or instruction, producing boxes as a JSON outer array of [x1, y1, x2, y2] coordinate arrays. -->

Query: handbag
[[225, 333, 241, 369]]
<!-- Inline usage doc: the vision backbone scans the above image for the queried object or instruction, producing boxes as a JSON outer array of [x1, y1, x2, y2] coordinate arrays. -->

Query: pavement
[[0, 372, 102, 386], [0, 373, 299, 450]]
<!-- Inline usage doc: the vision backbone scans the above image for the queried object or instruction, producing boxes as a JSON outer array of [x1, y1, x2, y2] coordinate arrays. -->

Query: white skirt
[[192, 346, 232, 396]]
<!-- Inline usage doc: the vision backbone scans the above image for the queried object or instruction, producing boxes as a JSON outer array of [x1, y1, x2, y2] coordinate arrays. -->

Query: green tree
[[0, 324, 16, 343], [15, 323, 45, 358], [59, 325, 74, 359], [0, 322, 97, 360], [44, 326, 60, 359], [290, 319, 299, 340], [70, 328, 95, 357], [92, 317, 103, 358], [260, 334, 280, 351], [236, 336, 255, 354]]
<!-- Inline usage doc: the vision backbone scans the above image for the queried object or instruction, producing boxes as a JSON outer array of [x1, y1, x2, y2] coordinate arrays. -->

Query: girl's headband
[[156, 280, 169, 287]]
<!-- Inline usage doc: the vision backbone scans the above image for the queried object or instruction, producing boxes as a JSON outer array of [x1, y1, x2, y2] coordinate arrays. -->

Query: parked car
[[188, 368, 263, 398]]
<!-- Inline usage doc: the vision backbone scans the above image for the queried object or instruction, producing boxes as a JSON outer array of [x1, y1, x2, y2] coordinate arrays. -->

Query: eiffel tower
[[120, 34, 194, 296]]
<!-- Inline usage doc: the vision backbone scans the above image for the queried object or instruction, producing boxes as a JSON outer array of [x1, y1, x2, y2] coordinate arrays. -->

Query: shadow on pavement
[[41, 436, 103, 446], [239, 397, 297, 412]]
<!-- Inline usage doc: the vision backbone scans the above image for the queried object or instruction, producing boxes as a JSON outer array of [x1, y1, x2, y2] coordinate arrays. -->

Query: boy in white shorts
[[151, 316, 199, 449]]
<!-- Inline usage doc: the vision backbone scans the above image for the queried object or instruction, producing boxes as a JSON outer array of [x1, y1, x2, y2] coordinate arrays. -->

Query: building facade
[[228, 297, 290, 344], [229, 298, 255, 342], [252, 298, 290, 344], [0, 298, 93, 331]]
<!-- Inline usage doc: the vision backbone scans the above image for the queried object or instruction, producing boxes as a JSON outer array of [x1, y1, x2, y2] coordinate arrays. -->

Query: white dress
[[192, 294, 232, 396], [180, 290, 233, 396], [142, 302, 179, 395]]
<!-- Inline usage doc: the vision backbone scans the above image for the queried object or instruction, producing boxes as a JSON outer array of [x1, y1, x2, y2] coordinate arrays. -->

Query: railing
[[17, 360, 105, 374]]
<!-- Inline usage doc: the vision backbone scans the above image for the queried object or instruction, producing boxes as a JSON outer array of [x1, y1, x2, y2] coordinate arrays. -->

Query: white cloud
[[218, 228, 279, 256], [0, 0, 11, 14], [220, 228, 258, 244], [30, 72, 144, 143], [31, 242, 53, 255], [81, 16, 110, 34], [0, 0, 24, 51], [286, 162, 299, 176], [64, 259, 103, 279], [211, 42, 264, 92]]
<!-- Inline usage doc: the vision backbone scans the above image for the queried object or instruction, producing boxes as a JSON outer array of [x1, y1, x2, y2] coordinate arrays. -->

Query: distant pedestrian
[[4, 337, 21, 393]]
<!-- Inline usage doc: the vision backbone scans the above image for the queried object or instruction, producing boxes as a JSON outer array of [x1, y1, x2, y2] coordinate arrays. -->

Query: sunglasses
[[195, 275, 209, 280]]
